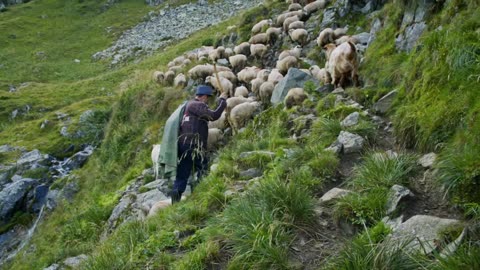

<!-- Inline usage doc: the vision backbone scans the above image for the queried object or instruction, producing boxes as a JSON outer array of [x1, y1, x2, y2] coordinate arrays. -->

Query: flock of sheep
[[152, 0, 362, 152]]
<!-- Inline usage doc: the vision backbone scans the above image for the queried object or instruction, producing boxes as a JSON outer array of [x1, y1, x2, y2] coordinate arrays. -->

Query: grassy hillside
[[2, 0, 479, 269]]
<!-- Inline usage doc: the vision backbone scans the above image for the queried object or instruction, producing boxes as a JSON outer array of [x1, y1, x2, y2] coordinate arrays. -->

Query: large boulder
[[0, 178, 38, 222], [373, 90, 398, 113], [270, 68, 318, 105], [337, 131, 365, 154], [389, 215, 463, 254]]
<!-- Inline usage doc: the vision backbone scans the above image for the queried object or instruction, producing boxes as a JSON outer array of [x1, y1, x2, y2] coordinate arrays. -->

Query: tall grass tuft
[[350, 152, 418, 191]]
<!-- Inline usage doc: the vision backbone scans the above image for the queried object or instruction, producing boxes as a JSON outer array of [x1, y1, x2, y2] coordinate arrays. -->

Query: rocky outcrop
[[270, 68, 318, 105], [93, 0, 265, 65]]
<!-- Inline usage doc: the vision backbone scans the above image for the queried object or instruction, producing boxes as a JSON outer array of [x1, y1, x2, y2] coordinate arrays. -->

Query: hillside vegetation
[[1, 0, 479, 269]]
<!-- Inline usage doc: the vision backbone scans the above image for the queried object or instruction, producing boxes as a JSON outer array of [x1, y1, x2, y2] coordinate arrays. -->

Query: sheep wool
[[288, 3, 302, 11], [266, 27, 283, 43], [304, 0, 327, 15], [164, 70, 175, 85], [289, 28, 309, 46], [268, 68, 284, 85], [152, 71, 165, 84], [208, 111, 227, 130], [284, 88, 308, 109], [174, 73, 187, 88], [276, 55, 298, 75], [249, 33, 269, 45], [259, 81, 275, 104], [250, 77, 265, 95], [207, 128, 224, 150], [317, 28, 335, 47], [250, 43, 268, 59], [234, 86, 249, 97], [229, 101, 261, 134], [251, 19, 272, 34], [229, 54, 248, 72]]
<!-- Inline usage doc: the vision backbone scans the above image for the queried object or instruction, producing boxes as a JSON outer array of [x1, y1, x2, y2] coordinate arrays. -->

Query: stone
[[239, 168, 262, 179], [389, 215, 462, 254], [238, 151, 275, 160], [210, 163, 218, 172], [43, 263, 60, 270], [142, 179, 167, 190], [63, 254, 88, 268], [352, 32, 372, 45], [395, 22, 427, 52], [60, 126, 69, 137], [0, 178, 38, 222], [271, 68, 318, 105], [373, 90, 398, 113], [135, 188, 168, 212], [0, 145, 13, 153], [319, 188, 352, 204], [386, 185, 414, 215], [418, 153, 437, 168], [316, 84, 334, 96], [321, 8, 336, 28], [340, 112, 360, 127], [32, 184, 49, 213], [337, 131, 365, 154], [331, 87, 345, 95], [62, 146, 94, 171], [325, 141, 343, 155]]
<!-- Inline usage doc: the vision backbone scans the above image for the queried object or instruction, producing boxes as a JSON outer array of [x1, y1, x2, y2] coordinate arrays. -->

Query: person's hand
[[219, 92, 229, 100]]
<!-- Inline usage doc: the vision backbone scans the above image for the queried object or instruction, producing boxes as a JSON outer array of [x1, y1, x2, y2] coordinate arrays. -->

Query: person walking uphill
[[170, 85, 227, 203]]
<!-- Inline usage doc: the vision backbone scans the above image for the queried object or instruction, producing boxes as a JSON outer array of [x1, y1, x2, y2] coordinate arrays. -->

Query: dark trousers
[[172, 143, 208, 196]]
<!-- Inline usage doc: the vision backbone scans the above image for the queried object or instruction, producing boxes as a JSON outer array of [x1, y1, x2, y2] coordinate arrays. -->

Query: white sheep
[[151, 144, 161, 180], [283, 15, 300, 32], [234, 86, 249, 97], [266, 27, 283, 43], [288, 20, 305, 31], [208, 128, 224, 150], [152, 71, 165, 84], [317, 28, 335, 47], [268, 68, 284, 85], [289, 28, 309, 46], [304, 0, 327, 15], [182, 58, 192, 67], [288, 3, 303, 11], [276, 10, 304, 26], [206, 75, 234, 97], [251, 19, 272, 34], [250, 43, 268, 59], [209, 46, 226, 62], [208, 111, 227, 130], [226, 96, 250, 119], [259, 81, 275, 104], [147, 199, 171, 217], [234, 42, 251, 56], [164, 70, 175, 85], [229, 54, 248, 72], [185, 52, 198, 62], [284, 88, 308, 109], [335, 35, 359, 45], [278, 45, 302, 60], [276, 55, 298, 75], [249, 33, 269, 45], [218, 70, 237, 84], [174, 73, 187, 88], [250, 77, 265, 96], [225, 47, 234, 58], [188, 64, 214, 80], [237, 66, 260, 84], [229, 101, 262, 134], [257, 69, 271, 81], [309, 65, 332, 84], [333, 27, 348, 39], [168, 65, 182, 75]]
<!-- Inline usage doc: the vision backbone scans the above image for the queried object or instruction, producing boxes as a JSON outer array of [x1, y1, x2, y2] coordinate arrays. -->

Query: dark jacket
[[178, 97, 226, 150]]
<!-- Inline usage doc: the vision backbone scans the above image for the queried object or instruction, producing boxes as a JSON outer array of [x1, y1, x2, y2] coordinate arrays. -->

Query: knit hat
[[195, 85, 213, 96]]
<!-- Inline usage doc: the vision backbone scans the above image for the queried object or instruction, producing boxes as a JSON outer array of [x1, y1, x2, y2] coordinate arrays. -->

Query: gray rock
[[17, 149, 47, 167], [43, 263, 60, 270], [395, 22, 427, 52], [210, 163, 219, 172], [62, 146, 94, 171], [0, 178, 38, 222], [60, 126, 69, 137], [238, 151, 275, 160], [369, 18, 382, 44], [389, 215, 462, 254], [341, 112, 360, 127], [32, 184, 49, 213], [352, 32, 371, 45], [136, 188, 168, 211], [271, 68, 318, 105], [325, 141, 343, 155], [239, 168, 262, 179], [331, 87, 345, 95], [104, 196, 133, 236], [386, 185, 414, 215], [418, 152, 437, 168], [316, 84, 334, 96], [63, 254, 88, 268], [321, 8, 337, 28], [373, 90, 398, 113], [319, 188, 352, 204], [337, 131, 365, 154], [0, 145, 13, 153], [45, 189, 60, 210], [142, 179, 167, 190]]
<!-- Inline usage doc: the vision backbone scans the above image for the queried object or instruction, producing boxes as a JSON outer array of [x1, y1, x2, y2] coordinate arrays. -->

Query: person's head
[[195, 85, 213, 103]]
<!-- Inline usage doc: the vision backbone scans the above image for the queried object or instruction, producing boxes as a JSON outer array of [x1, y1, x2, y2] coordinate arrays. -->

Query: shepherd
[[160, 85, 227, 204]]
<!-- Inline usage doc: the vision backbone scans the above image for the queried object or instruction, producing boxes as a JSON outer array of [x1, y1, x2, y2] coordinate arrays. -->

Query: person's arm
[[190, 98, 227, 121]]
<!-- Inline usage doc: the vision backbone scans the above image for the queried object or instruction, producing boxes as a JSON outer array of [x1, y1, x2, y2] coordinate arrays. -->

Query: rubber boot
[[170, 190, 181, 204]]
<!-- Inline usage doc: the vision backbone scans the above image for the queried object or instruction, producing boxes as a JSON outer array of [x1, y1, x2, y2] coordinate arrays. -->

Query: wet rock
[[32, 184, 49, 213], [386, 185, 414, 215], [0, 178, 38, 222]]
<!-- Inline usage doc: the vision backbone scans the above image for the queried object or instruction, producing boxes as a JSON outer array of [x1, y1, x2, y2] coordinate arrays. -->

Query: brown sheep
[[325, 42, 359, 88]]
